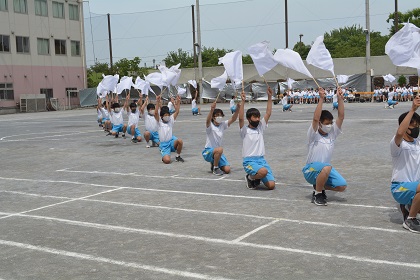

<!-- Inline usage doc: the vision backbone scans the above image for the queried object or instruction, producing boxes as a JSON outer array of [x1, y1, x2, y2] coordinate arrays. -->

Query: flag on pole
[[133, 76, 155, 96], [211, 71, 228, 90], [287, 78, 295, 89], [98, 74, 119, 92], [188, 80, 197, 88], [176, 86, 186, 95], [385, 23, 420, 68], [145, 72, 164, 90], [273, 49, 313, 78], [247, 41, 278, 77], [116, 76, 133, 94], [306, 35, 335, 76], [337, 75, 350, 84], [218, 50, 243, 83]]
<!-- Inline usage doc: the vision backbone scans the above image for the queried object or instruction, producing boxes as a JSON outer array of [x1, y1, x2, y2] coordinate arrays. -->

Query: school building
[[0, 0, 86, 113]]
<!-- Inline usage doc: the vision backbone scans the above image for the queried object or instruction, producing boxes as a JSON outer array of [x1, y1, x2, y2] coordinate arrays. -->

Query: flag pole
[[333, 75, 340, 88], [312, 77, 320, 88]]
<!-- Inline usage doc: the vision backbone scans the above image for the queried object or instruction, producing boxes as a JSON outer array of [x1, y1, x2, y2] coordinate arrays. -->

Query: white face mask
[[320, 123, 332, 134], [149, 110, 155, 115], [215, 116, 224, 123], [114, 108, 120, 113], [162, 116, 170, 122]]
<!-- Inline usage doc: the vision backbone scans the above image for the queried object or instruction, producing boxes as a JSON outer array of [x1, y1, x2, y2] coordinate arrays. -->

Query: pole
[[394, 0, 399, 33], [191, 5, 197, 77], [107, 13, 113, 72], [284, 0, 288, 48], [365, 0, 371, 93], [196, 0, 203, 104], [79, 1, 87, 89]]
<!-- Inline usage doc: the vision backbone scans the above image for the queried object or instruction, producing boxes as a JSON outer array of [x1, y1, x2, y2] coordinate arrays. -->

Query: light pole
[[365, 0, 371, 92], [299, 34, 303, 43]]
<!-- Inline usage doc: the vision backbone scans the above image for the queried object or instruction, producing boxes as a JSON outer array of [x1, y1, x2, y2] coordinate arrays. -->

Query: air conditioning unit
[[20, 94, 46, 112]]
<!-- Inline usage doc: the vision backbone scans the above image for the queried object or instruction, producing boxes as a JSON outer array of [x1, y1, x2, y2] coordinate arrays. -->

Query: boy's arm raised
[[312, 87, 325, 131], [264, 87, 273, 124], [238, 90, 246, 129]]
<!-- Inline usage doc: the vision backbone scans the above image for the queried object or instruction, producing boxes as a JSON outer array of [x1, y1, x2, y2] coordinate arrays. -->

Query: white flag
[[337, 75, 350, 84], [176, 86, 186, 95], [385, 23, 420, 68], [211, 71, 228, 90], [98, 74, 119, 92], [287, 78, 295, 89], [169, 63, 182, 86], [306, 35, 335, 76], [383, 74, 396, 83], [218, 50, 243, 83], [133, 76, 155, 96], [247, 41, 278, 77], [188, 80, 197, 88], [145, 72, 164, 90], [273, 49, 313, 78], [116, 76, 133, 94]]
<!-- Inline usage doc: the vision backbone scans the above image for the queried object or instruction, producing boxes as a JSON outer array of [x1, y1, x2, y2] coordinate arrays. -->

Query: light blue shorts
[[160, 136, 178, 157], [243, 156, 275, 184], [147, 130, 160, 143], [102, 117, 110, 123], [391, 181, 419, 205], [192, 108, 199, 114], [333, 102, 338, 109], [302, 162, 347, 187], [230, 106, 236, 114], [283, 104, 291, 110], [127, 127, 142, 137], [388, 100, 398, 106], [202, 147, 229, 167], [169, 109, 175, 114], [111, 124, 124, 133]]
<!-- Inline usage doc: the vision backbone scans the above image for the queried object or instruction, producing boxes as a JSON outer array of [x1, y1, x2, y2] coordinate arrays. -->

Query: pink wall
[[0, 65, 85, 107]]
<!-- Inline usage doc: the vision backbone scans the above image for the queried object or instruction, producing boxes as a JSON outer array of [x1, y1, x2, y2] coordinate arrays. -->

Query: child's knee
[[214, 147, 223, 154], [258, 168, 268, 177], [222, 166, 230, 174], [335, 186, 347, 192], [322, 165, 332, 174], [265, 181, 275, 190], [162, 156, 171, 164]]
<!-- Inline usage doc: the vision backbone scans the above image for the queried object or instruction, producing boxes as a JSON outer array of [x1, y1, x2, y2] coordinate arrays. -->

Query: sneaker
[[146, 144, 150, 148], [197, 113, 202, 115], [312, 185, 327, 200], [254, 178, 261, 186], [399, 204, 409, 222], [313, 192, 327, 206], [210, 163, 214, 172], [175, 156, 184, 162], [152, 141, 159, 147], [106, 132, 112, 136], [213, 167, 224, 176], [403, 218, 420, 233], [114, 133, 119, 138], [122, 133, 126, 138], [245, 174, 256, 189], [131, 137, 138, 143]]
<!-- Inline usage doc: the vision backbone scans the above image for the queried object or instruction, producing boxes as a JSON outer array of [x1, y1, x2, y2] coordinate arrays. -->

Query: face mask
[[131, 109, 137, 113], [320, 123, 332, 134], [149, 110, 155, 115], [249, 120, 260, 128], [407, 127, 420, 138], [215, 116, 223, 123], [162, 116, 170, 122], [114, 108, 120, 113]]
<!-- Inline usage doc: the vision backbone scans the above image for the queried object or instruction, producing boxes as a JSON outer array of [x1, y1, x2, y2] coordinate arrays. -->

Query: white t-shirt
[[333, 94, 338, 103], [205, 120, 229, 148], [240, 118, 267, 158], [306, 123, 342, 164], [100, 107, 109, 119], [127, 109, 140, 128], [192, 99, 197, 109], [230, 99, 235, 108], [390, 136, 420, 182], [143, 112, 158, 132], [110, 109, 124, 125], [281, 96, 288, 106], [158, 115, 175, 142], [388, 91, 395, 101], [168, 101, 175, 111]]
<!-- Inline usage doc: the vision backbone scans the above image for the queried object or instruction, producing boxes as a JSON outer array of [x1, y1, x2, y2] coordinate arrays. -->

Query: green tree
[[323, 25, 388, 58], [201, 47, 233, 67], [293, 42, 311, 59], [387, 8, 420, 35], [114, 57, 147, 77], [164, 48, 194, 68], [397, 75, 407, 87], [87, 61, 110, 88]]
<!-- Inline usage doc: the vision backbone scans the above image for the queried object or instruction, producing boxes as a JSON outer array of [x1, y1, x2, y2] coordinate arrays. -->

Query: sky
[[82, 0, 419, 67]]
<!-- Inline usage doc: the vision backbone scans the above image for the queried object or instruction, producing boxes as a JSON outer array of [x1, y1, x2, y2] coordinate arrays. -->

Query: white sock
[[407, 216, 416, 220], [214, 166, 219, 169], [314, 191, 322, 195], [177, 154, 180, 157]]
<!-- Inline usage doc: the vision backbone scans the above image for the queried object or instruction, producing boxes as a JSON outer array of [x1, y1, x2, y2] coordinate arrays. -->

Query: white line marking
[[0, 190, 69, 199], [0, 176, 396, 210], [0, 130, 98, 142], [232, 220, 279, 242], [0, 240, 233, 280], [0, 191, 404, 234], [0, 188, 123, 221], [5, 215, 420, 269]]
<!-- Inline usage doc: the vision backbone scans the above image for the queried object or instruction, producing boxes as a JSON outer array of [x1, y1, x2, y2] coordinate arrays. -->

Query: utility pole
[[285, 0, 288, 48], [191, 5, 197, 78], [394, 0, 399, 33], [196, 0, 203, 103], [365, 0, 371, 92], [107, 13, 113, 72]]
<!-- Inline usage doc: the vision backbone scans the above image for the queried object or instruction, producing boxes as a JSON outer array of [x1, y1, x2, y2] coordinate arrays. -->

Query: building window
[[66, 87, 78, 97], [0, 35, 10, 52], [40, 88, 53, 99], [16, 36, 30, 53], [0, 83, 14, 100], [37, 38, 49, 55], [69, 4, 78, 20], [0, 0, 8, 11], [35, 0, 47, 16], [71, 40, 80, 56], [52, 1, 64, 18], [54, 39, 66, 55], [13, 0, 27, 14]]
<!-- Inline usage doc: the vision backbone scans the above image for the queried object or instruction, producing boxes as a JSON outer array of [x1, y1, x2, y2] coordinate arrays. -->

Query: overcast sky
[[83, 0, 419, 67]]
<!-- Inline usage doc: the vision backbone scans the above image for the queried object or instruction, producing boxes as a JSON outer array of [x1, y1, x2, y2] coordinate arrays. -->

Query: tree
[[323, 25, 388, 58], [293, 42, 311, 59], [397, 75, 407, 87], [87, 61, 110, 88], [164, 49, 194, 68], [113, 57, 147, 77], [387, 8, 420, 35]]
